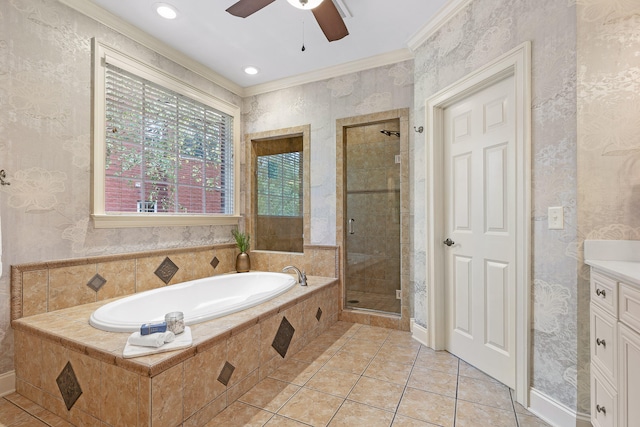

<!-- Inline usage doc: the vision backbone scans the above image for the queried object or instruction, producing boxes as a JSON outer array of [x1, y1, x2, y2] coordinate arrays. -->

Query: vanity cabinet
[[590, 269, 640, 427]]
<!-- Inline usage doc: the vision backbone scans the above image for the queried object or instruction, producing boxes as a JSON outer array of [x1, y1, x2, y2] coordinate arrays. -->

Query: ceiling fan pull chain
[[301, 20, 306, 52]]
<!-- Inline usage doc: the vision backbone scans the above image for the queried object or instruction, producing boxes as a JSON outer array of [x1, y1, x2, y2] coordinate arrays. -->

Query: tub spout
[[282, 265, 307, 286]]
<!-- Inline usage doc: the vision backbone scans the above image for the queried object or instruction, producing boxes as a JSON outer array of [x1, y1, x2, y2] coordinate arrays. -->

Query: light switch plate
[[548, 206, 564, 230]]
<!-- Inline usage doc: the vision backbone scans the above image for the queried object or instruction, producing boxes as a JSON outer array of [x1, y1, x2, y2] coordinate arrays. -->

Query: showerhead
[[380, 130, 400, 137]]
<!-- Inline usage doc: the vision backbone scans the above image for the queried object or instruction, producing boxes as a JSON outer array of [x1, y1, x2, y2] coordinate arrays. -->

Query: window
[[92, 40, 240, 227], [256, 151, 303, 217]]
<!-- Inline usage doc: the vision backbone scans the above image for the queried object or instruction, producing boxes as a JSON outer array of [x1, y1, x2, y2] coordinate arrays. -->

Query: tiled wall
[[11, 244, 237, 321], [11, 244, 339, 322], [14, 281, 339, 426]]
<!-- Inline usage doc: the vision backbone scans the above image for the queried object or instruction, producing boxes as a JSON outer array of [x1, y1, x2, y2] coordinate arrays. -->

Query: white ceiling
[[84, 0, 448, 89]]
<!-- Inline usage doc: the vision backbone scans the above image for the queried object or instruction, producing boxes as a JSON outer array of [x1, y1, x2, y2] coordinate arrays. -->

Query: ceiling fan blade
[[226, 0, 276, 18], [312, 0, 349, 42]]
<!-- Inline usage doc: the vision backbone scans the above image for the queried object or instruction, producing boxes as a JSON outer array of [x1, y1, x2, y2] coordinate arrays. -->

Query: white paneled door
[[443, 75, 516, 388]]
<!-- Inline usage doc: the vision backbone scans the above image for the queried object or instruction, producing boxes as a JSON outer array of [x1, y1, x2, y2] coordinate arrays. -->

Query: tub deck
[[12, 275, 338, 377], [11, 275, 340, 426]]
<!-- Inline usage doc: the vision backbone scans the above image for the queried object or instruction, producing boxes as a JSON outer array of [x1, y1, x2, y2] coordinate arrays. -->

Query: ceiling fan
[[226, 0, 349, 42]]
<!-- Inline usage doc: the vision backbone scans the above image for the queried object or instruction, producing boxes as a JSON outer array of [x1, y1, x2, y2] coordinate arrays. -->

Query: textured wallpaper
[[0, 0, 242, 374], [411, 0, 582, 413], [577, 0, 640, 247]]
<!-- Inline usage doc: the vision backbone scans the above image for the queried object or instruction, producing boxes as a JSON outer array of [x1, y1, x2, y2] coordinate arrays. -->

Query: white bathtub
[[89, 272, 297, 332]]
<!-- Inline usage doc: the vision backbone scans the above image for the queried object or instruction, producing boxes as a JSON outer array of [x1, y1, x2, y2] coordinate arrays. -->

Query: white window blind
[[104, 63, 234, 215], [256, 151, 303, 217]]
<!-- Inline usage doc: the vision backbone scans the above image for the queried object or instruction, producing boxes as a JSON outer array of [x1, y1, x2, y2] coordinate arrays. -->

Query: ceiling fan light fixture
[[155, 3, 178, 20], [286, 0, 324, 10]]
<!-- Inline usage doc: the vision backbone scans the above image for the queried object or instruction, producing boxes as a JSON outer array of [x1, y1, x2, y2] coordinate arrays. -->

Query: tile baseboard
[[0, 370, 15, 397]]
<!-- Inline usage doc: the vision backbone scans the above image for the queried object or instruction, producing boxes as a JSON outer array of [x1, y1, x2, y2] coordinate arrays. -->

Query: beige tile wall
[[11, 244, 338, 322]]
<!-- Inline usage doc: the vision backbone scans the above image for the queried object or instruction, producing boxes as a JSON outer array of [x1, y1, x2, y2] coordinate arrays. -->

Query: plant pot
[[236, 252, 250, 273]]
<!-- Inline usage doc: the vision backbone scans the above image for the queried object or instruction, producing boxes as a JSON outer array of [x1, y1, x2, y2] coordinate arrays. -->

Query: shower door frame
[[336, 109, 410, 330]]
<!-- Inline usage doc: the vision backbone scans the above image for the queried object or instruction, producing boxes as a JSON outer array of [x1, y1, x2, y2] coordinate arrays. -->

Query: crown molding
[[243, 48, 414, 97], [407, 0, 473, 52], [58, 0, 243, 96]]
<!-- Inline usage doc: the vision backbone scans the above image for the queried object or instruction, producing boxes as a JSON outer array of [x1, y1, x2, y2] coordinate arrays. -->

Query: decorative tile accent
[[272, 316, 295, 358], [210, 256, 220, 269], [155, 257, 179, 284], [217, 361, 235, 386], [86, 273, 107, 292], [56, 361, 83, 411], [316, 307, 323, 321]]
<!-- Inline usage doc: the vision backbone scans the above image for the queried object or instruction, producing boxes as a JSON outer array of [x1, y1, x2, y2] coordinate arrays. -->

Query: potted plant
[[232, 229, 251, 272]]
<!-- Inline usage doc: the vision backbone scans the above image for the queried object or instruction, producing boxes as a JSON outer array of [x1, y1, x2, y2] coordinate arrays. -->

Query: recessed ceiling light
[[286, 0, 324, 10], [155, 3, 178, 20], [244, 66, 259, 75]]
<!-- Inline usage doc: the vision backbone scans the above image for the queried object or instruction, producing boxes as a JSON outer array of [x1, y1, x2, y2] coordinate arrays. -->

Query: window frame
[[92, 39, 241, 228]]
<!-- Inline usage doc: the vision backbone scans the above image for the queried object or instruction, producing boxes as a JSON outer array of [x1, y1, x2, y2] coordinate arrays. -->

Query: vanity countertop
[[584, 239, 640, 286]]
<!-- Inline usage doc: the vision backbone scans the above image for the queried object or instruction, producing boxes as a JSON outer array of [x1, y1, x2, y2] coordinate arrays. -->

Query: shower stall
[[343, 120, 402, 314]]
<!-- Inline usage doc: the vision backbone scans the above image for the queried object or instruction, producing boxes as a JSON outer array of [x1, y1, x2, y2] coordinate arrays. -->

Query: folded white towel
[[127, 331, 175, 348]]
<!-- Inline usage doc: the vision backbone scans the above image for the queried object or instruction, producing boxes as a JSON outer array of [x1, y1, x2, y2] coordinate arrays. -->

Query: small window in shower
[[253, 136, 304, 253]]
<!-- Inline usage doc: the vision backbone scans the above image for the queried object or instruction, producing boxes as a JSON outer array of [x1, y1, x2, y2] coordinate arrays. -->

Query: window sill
[[92, 214, 241, 229]]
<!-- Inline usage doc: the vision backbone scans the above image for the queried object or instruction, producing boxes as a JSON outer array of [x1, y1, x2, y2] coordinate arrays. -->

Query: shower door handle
[[348, 218, 355, 235]]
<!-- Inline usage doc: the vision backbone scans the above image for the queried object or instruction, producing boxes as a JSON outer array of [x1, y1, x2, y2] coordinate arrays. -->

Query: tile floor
[[207, 322, 550, 426], [0, 322, 551, 427]]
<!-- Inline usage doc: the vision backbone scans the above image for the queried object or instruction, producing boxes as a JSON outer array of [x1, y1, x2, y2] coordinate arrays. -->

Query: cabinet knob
[[596, 288, 606, 298], [596, 404, 606, 415], [596, 338, 606, 347]]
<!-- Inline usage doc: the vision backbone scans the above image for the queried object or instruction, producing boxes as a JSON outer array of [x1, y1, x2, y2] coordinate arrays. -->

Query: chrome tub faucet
[[282, 265, 307, 286]]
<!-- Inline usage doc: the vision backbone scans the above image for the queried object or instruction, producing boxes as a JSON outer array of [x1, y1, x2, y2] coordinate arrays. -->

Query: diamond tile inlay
[[210, 256, 220, 269], [56, 362, 82, 411], [86, 274, 107, 292], [155, 257, 179, 284], [272, 316, 295, 358], [217, 361, 235, 386], [316, 307, 323, 321]]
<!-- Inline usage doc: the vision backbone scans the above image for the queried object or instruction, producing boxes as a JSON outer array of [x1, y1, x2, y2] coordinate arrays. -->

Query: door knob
[[443, 238, 455, 247]]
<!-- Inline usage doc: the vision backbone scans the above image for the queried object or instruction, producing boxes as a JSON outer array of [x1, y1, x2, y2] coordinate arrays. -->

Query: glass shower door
[[344, 120, 401, 314]]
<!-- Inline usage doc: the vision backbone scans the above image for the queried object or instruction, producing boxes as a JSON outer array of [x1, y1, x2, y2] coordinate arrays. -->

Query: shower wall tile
[[96, 259, 136, 301], [48, 265, 96, 312], [21, 270, 48, 317]]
